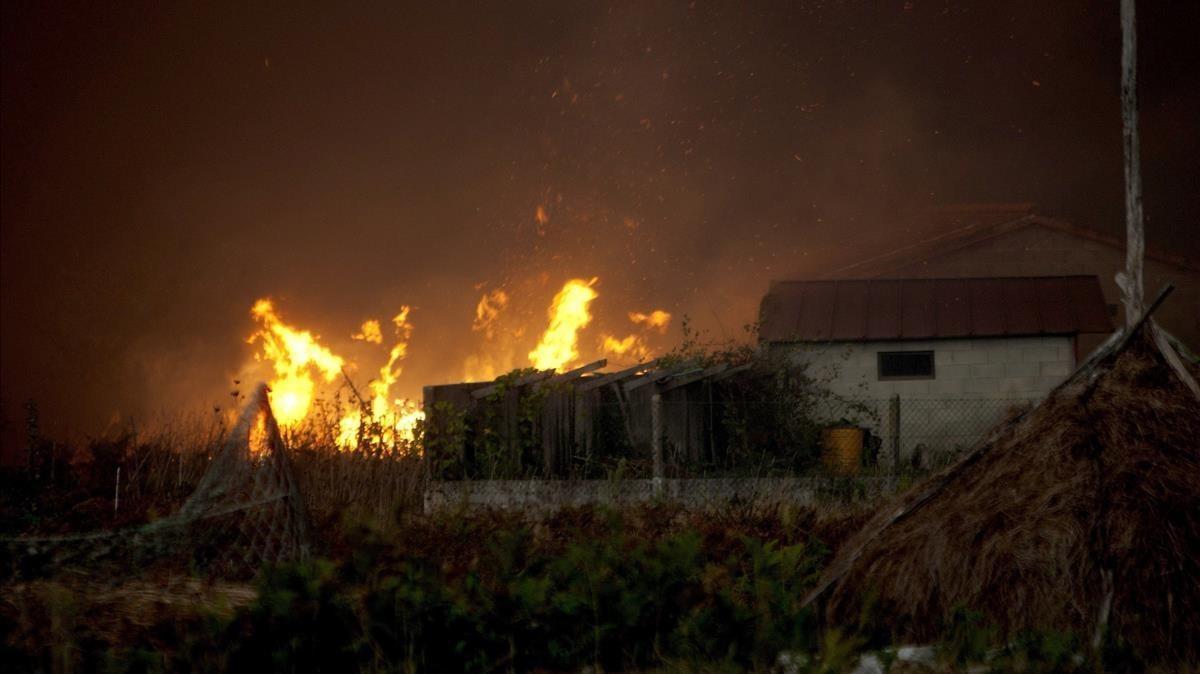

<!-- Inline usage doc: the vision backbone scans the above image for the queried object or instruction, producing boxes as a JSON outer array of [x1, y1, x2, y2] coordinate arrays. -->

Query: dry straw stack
[[806, 320, 1200, 661]]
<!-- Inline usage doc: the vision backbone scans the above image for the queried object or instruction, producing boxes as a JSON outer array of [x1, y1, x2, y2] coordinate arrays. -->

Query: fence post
[[888, 395, 901, 470], [651, 392, 664, 498]]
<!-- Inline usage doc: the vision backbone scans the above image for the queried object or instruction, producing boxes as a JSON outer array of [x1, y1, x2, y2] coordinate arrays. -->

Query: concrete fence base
[[423, 476, 900, 514]]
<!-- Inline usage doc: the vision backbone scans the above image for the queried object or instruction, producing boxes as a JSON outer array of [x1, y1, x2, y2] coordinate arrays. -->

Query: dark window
[[878, 351, 935, 380]]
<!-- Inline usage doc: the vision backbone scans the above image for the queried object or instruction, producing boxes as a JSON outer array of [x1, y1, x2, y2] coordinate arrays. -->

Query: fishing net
[[1, 385, 310, 580]]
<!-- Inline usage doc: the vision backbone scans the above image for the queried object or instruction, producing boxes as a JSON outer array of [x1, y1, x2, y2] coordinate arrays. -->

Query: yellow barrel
[[821, 426, 863, 475]]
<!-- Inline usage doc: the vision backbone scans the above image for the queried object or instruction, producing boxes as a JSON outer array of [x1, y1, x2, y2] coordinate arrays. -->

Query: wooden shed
[[422, 359, 752, 479]]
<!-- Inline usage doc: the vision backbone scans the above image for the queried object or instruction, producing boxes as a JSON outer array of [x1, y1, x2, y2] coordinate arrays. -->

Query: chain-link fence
[[1, 385, 310, 580], [805, 396, 1037, 470]]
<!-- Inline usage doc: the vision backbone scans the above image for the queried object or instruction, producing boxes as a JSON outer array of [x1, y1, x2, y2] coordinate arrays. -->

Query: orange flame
[[601, 334, 650, 363], [336, 306, 424, 449], [628, 309, 672, 334], [528, 278, 598, 371], [247, 298, 423, 449], [352, 319, 383, 344], [601, 308, 671, 365], [248, 299, 345, 426], [246, 278, 670, 444], [471, 289, 509, 340]]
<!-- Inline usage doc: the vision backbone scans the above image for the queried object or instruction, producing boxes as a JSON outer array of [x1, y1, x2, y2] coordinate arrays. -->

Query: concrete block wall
[[424, 477, 900, 514], [777, 335, 1074, 464], [785, 335, 1074, 401]]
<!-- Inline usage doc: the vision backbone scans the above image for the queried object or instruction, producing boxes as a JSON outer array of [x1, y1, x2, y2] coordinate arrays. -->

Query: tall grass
[[2, 402, 425, 541], [283, 413, 426, 536]]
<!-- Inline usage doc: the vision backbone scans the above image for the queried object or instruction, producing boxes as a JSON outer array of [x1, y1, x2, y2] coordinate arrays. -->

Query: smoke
[[2, 1, 1198, 447]]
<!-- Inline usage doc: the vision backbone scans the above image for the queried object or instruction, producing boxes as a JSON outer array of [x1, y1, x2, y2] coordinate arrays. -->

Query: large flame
[[528, 278, 598, 371], [247, 299, 423, 450], [336, 306, 424, 448], [245, 276, 670, 446], [248, 299, 345, 426]]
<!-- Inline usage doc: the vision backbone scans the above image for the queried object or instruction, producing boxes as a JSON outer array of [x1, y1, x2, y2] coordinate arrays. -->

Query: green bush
[[225, 560, 366, 672], [207, 507, 835, 672], [9, 505, 1152, 672]]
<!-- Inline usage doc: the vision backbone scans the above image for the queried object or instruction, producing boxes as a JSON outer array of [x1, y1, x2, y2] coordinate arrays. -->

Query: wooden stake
[[1117, 0, 1144, 326], [651, 392, 664, 498]]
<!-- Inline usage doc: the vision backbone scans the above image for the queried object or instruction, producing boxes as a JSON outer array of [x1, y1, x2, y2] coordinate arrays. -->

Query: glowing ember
[[528, 278, 598, 371], [247, 299, 345, 426]]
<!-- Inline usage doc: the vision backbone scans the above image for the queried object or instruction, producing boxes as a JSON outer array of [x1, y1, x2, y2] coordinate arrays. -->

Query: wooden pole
[[888, 395, 901, 470], [1118, 0, 1144, 326], [651, 392, 664, 498]]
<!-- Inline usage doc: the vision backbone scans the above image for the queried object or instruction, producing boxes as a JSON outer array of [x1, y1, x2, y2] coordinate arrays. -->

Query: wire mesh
[[1, 385, 310, 580]]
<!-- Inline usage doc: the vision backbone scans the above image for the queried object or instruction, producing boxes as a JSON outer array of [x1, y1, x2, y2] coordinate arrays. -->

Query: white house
[[758, 276, 1113, 465]]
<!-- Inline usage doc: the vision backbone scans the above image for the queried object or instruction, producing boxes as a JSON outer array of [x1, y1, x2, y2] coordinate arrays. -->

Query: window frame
[[876, 350, 936, 381]]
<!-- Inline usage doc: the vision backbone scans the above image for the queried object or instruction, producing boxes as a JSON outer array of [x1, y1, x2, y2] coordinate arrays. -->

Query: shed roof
[[759, 275, 1112, 343]]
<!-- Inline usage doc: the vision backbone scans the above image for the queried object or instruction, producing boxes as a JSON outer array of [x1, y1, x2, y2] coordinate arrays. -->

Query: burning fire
[[528, 278, 598, 371], [471, 288, 509, 340], [247, 299, 345, 426], [352, 319, 384, 344], [245, 278, 670, 445], [600, 309, 673, 366], [600, 334, 650, 362], [629, 310, 672, 333], [336, 307, 424, 448], [247, 299, 423, 449], [465, 278, 671, 376]]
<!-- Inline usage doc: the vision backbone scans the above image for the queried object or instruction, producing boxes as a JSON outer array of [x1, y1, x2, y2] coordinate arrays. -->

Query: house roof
[[821, 206, 1199, 279], [759, 275, 1112, 343]]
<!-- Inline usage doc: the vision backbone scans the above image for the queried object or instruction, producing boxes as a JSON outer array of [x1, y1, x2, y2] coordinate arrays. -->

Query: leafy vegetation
[[2, 501, 859, 672], [5, 497, 1151, 673]]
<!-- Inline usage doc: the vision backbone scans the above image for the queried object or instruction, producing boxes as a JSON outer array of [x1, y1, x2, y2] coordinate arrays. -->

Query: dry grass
[[817, 328, 1200, 661], [2, 575, 255, 672], [289, 442, 426, 536], [4, 409, 426, 543]]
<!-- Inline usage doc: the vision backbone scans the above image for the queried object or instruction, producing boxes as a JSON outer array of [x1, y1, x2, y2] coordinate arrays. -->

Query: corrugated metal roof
[[759, 276, 1112, 342]]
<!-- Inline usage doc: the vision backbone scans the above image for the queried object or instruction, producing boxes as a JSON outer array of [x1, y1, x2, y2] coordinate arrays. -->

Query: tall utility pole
[[1118, 0, 1144, 325], [1115, 0, 1200, 401]]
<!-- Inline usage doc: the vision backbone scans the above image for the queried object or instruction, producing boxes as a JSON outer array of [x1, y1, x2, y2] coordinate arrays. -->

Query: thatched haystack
[[806, 323, 1200, 660]]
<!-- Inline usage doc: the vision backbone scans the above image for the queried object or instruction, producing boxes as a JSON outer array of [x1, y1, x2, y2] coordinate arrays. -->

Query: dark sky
[[2, 1, 1198, 441]]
